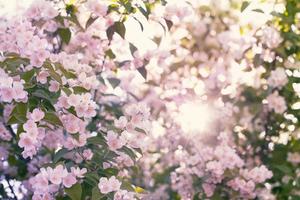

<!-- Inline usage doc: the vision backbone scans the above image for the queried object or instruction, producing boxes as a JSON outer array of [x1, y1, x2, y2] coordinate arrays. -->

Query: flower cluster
[[0, 0, 299, 199], [0, 69, 27, 103], [30, 165, 86, 199], [18, 110, 45, 158]]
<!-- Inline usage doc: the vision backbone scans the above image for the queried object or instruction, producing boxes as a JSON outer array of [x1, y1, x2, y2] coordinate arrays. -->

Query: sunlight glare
[[177, 101, 214, 135]]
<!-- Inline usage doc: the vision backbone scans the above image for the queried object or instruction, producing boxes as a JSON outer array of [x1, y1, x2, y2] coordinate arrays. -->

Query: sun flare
[[177, 101, 214, 135]]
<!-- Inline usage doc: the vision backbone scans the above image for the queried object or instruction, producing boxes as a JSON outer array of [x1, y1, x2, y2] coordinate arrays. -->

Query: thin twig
[[5, 177, 17, 200]]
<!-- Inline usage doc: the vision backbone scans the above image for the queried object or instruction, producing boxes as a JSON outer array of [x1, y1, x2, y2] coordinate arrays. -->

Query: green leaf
[[108, 4, 119, 13], [211, 192, 222, 200], [28, 97, 39, 110], [55, 15, 65, 25], [91, 187, 104, 200], [62, 87, 72, 96], [241, 1, 250, 12], [65, 183, 82, 200], [21, 69, 35, 82], [102, 168, 118, 176], [120, 146, 137, 161], [107, 78, 121, 89], [164, 18, 173, 31], [24, 83, 35, 89], [99, 168, 118, 177], [8, 155, 17, 165], [105, 49, 116, 59], [129, 43, 138, 55], [84, 172, 100, 186], [158, 21, 166, 34], [32, 89, 54, 103], [270, 11, 281, 17], [133, 16, 144, 31], [133, 148, 143, 155], [106, 24, 115, 41], [44, 112, 63, 127], [0, 184, 8, 198], [16, 103, 27, 116], [4, 57, 28, 73], [44, 62, 62, 84], [161, 0, 167, 6], [66, 14, 85, 31], [73, 86, 89, 94], [7, 103, 27, 124], [253, 54, 262, 67], [53, 148, 69, 163], [57, 28, 71, 44], [115, 60, 131, 68], [114, 22, 126, 39], [85, 16, 98, 29], [87, 136, 107, 146], [41, 99, 56, 112], [49, 71, 62, 85], [137, 66, 147, 80], [137, 5, 149, 19], [7, 115, 20, 125], [275, 165, 293, 175], [55, 63, 77, 79], [67, 107, 77, 116], [66, 4, 76, 15], [134, 127, 147, 134], [17, 124, 24, 137], [121, 180, 135, 192], [252, 8, 264, 13], [14, 115, 27, 124]]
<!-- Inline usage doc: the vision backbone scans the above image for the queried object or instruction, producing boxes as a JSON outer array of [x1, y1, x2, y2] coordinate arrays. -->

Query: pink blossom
[[49, 80, 60, 92], [30, 173, 49, 193], [82, 149, 93, 160], [30, 53, 44, 68], [56, 95, 70, 108], [67, 94, 81, 107], [87, 0, 108, 17], [261, 26, 282, 49], [18, 133, 36, 149], [12, 82, 28, 100], [44, 21, 58, 32], [287, 152, 300, 164], [98, 177, 111, 194], [114, 190, 136, 200], [0, 87, 14, 102], [98, 176, 121, 194], [30, 108, 45, 122], [106, 131, 126, 151], [267, 68, 288, 89], [22, 148, 38, 159], [37, 71, 49, 84], [0, 123, 12, 141], [62, 114, 85, 134], [114, 116, 128, 129], [202, 183, 215, 197], [48, 165, 68, 185], [116, 153, 134, 167], [63, 173, 77, 188], [0, 146, 9, 160], [71, 167, 87, 178], [266, 91, 287, 114], [27, 0, 58, 20], [23, 120, 38, 134], [43, 4, 58, 19], [242, 166, 273, 183], [206, 160, 224, 177]]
